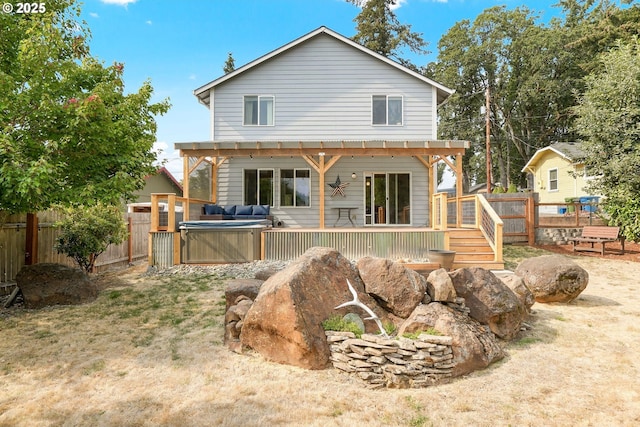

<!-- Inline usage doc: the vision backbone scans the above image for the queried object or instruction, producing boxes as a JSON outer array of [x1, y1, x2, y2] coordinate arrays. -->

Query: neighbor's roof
[[193, 26, 455, 107], [521, 142, 586, 173], [154, 167, 183, 193]]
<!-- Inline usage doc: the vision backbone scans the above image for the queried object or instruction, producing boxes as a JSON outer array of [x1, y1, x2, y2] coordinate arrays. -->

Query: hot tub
[[179, 220, 271, 263]]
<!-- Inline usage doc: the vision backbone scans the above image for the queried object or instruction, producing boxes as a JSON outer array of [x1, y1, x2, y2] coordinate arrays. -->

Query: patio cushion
[[252, 205, 270, 216], [235, 205, 253, 215], [203, 204, 224, 215], [223, 205, 237, 216]]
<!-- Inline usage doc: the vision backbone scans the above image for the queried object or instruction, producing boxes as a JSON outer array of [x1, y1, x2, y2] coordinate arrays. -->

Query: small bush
[[383, 321, 397, 336], [322, 315, 363, 338], [55, 202, 128, 274], [402, 328, 442, 339]]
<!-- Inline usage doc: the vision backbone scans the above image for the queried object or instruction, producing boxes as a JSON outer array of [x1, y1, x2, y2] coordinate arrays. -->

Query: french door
[[364, 173, 411, 225]]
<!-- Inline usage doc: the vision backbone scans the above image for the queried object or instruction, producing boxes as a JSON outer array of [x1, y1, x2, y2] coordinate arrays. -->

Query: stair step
[[454, 252, 495, 261], [449, 245, 492, 251], [452, 261, 505, 270]]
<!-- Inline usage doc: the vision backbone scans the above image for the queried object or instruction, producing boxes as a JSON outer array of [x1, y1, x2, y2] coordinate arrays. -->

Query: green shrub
[[322, 314, 363, 338], [402, 328, 442, 339], [55, 202, 128, 274], [383, 321, 397, 336]]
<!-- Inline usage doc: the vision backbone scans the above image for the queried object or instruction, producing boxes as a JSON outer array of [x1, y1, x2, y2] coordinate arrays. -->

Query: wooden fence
[[485, 193, 604, 245], [0, 211, 150, 284]]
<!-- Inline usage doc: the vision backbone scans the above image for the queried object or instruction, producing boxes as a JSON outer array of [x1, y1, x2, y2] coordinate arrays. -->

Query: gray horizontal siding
[[216, 156, 431, 228], [212, 34, 436, 141]]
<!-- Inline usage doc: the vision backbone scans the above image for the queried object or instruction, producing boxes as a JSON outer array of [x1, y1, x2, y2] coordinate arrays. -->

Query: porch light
[[351, 172, 357, 179]]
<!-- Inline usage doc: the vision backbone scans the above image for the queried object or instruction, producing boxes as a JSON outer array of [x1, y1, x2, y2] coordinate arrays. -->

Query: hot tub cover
[[179, 219, 271, 229]]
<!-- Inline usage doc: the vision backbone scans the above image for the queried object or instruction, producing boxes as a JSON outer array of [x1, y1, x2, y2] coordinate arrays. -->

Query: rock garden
[[223, 246, 588, 389]]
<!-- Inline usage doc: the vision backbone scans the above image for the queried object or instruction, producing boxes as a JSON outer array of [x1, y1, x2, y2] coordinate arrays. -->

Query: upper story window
[[372, 95, 403, 126], [244, 95, 274, 126], [280, 169, 310, 207], [548, 168, 558, 191]]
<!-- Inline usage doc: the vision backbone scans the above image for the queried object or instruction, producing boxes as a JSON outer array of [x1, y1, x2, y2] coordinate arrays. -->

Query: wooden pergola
[[175, 139, 469, 228]]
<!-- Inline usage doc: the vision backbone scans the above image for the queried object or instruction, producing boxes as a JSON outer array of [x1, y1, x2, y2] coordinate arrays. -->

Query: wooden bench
[[569, 226, 625, 256]]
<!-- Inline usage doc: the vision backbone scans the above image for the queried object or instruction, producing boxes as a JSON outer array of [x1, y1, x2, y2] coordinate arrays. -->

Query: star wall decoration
[[328, 175, 349, 197]]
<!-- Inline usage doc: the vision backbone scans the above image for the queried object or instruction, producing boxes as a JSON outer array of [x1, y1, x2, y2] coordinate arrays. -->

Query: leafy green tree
[[348, 0, 428, 69], [54, 203, 128, 274], [428, 6, 548, 190], [223, 52, 235, 74], [574, 37, 640, 241], [0, 0, 170, 215], [427, 1, 637, 191]]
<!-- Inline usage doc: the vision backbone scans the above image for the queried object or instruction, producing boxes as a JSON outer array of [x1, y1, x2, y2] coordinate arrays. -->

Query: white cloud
[[100, 0, 137, 5], [89, 12, 99, 18], [188, 74, 196, 80], [356, 0, 408, 11], [153, 142, 183, 180], [146, 20, 153, 25], [153, 141, 168, 156], [390, 0, 407, 10]]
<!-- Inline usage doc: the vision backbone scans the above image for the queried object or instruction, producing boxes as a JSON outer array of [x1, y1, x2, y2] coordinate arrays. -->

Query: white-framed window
[[372, 95, 403, 126], [582, 165, 595, 179], [243, 95, 274, 126], [280, 169, 311, 207], [243, 169, 274, 205], [548, 168, 558, 191]]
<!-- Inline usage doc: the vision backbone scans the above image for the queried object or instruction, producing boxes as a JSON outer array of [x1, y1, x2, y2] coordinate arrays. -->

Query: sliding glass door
[[364, 173, 410, 225]]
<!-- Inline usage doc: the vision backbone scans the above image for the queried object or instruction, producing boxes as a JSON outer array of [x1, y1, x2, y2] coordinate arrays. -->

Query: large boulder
[[240, 247, 386, 370], [224, 278, 263, 310], [357, 257, 426, 318], [225, 296, 254, 352], [515, 255, 589, 303], [498, 273, 535, 313], [426, 268, 457, 302], [398, 303, 504, 377], [16, 263, 98, 309], [449, 268, 526, 340]]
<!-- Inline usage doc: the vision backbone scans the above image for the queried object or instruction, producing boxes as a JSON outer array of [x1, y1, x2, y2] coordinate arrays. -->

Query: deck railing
[[431, 193, 448, 230], [149, 193, 212, 232], [149, 193, 213, 266], [477, 194, 504, 262], [263, 229, 446, 261], [437, 193, 503, 263]]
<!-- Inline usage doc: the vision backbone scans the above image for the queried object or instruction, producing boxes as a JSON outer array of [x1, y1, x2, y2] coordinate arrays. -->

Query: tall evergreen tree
[[223, 52, 236, 74], [348, 0, 428, 69]]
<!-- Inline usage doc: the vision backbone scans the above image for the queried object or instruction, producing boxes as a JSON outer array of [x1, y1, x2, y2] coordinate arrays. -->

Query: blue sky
[[83, 0, 562, 181]]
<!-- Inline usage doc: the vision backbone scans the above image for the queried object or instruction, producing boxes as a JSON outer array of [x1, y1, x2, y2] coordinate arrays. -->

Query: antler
[[335, 279, 389, 338]]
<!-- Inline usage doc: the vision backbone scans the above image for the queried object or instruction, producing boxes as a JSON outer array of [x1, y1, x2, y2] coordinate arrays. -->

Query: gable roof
[[153, 167, 183, 193], [521, 142, 586, 173], [194, 26, 454, 107]]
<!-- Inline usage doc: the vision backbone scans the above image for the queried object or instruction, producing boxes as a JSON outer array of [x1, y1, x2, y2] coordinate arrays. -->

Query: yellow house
[[522, 142, 600, 212]]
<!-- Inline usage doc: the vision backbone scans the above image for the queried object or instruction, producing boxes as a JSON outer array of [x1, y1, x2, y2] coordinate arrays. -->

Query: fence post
[[127, 216, 133, 264], [527, 196, 536, 246], [24, 213, 38, 266]]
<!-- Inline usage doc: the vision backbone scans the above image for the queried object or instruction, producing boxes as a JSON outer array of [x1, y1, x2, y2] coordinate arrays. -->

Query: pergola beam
[[180, 148, 466, 158]]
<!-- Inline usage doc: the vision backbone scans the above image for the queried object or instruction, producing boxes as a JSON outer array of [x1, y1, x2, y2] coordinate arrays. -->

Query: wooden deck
[[148, 193, 505, 270]]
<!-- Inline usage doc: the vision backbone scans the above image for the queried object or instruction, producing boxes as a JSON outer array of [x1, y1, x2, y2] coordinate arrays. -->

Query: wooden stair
[[448, 229, 505, 270]]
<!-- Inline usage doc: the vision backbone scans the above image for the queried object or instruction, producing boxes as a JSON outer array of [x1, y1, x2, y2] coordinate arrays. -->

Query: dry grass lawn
[[1, 248, 639, 426]]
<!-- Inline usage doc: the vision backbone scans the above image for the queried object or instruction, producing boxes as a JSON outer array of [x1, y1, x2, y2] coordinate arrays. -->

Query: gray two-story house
[[175, 26, 468, 229]]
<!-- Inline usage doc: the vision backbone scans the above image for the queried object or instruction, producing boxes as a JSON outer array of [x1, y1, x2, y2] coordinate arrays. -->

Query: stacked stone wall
[[326, 331, 454, 389], [535, 227, 581, 244]]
